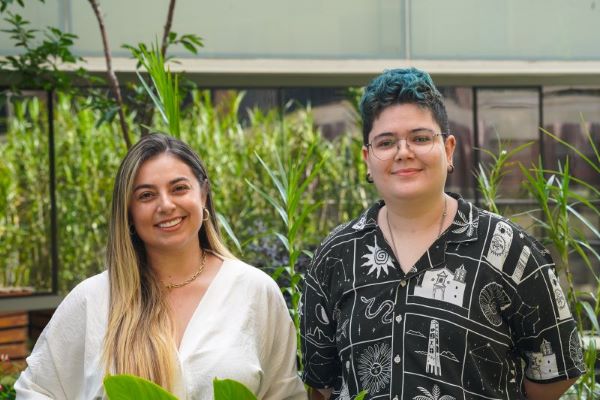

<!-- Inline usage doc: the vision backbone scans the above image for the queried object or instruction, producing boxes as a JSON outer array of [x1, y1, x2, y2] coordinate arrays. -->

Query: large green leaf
[[213, 378, 257, 400], [103, 375, 178, 400]]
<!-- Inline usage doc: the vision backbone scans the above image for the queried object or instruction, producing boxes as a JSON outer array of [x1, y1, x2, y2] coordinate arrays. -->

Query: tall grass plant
[[476, 128, 600, 399]]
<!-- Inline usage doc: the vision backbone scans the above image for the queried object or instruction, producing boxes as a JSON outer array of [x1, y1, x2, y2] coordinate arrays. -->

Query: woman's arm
[[308, 386, 332, 400], [524, 377, 577, 400], [259, 278, 307, 400], [14, 274, 107, 400]]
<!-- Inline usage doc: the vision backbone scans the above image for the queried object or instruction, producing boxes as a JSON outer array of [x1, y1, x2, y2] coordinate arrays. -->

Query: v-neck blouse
[[300, 193, 584, 400], [16, 259, 307, 400]]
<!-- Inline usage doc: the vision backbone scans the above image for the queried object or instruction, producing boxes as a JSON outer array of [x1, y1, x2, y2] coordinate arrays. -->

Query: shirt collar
[[350, 200, 383, 231], [351, 193, 479, 241], [350, 193, 480, 274]]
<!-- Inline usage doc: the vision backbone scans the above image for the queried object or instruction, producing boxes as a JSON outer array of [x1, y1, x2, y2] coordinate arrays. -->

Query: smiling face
[[129, 153, 206, 256], [362, 103, 456, 202]]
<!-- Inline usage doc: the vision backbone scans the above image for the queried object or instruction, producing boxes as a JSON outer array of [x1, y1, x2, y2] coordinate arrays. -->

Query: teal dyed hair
[[359, 67, 449, 144]]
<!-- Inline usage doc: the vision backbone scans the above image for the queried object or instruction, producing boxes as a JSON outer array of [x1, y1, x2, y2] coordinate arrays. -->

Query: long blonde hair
[[103, 133, 235, 389]]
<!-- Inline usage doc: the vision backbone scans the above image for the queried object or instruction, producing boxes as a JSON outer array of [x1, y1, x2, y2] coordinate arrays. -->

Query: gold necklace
[[386, 195, 448, 261], [164, 250, 207, 290]]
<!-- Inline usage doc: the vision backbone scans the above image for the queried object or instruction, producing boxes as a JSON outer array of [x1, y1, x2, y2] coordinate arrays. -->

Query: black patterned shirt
[[300, 193, 585, 400]]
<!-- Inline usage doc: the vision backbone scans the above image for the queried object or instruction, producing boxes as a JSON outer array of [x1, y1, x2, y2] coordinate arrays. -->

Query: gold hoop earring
[[202, 207, 210, 221]]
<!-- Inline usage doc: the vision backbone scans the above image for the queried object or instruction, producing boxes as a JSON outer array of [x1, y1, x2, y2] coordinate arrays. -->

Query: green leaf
[[581, 301, 600, 332], [135, 41, 181, 137], [245, 179, 288, 226], [181, 40, 198, 54], [213, 378, 257, 400], [216, 212, 242, 253], [255, 152, 287, 205], [355, 390, 368, 400], [274, 232, 290, 252], [103, 375, 179, 400]]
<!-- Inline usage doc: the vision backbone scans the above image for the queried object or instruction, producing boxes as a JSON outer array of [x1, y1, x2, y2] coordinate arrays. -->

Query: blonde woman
[[16, 134, 306, 399]]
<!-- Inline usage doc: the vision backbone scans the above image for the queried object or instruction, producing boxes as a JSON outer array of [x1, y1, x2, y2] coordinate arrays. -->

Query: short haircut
[[359, 67, 449, 144]]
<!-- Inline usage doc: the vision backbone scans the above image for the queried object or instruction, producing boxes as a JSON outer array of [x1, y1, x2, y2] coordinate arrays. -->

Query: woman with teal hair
[[300, 68, 583, 400]]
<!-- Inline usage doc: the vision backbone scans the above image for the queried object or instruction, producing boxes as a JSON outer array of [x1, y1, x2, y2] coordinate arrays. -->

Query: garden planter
[[0, 288, 33, 362]]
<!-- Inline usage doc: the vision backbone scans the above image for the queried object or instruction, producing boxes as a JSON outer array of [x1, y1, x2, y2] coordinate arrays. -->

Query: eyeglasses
[[367, 131, 447, 160]]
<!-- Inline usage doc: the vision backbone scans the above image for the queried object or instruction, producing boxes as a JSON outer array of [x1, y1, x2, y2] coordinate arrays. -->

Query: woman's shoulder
[[70, 270, 109, 296], [56, 271, 109, 313], [319, 200, 384, 248], [221, 258, 278, 290], [459, 196, 552, 260]]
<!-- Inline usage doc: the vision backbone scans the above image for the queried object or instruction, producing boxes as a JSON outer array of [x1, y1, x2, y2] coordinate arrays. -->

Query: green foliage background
[[0, 91, 373, 292]]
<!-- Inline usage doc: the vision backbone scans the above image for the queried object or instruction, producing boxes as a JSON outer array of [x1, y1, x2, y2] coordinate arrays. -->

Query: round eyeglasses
[[367, 131, 447, 160]]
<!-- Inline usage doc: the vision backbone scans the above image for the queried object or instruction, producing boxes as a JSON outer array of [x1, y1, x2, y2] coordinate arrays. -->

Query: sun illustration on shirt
[[357, 343, 392, 394], [362, 237, 395, 278]]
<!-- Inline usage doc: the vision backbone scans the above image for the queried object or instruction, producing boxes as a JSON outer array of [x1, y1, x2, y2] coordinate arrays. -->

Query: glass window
[[282, 87, 356, 139], [542, 87, 600, 193], [440, 87, 475, 199], [476, 88, 540, 198]]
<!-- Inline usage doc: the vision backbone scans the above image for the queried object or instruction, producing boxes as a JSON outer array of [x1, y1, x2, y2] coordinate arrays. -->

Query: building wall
[[1, 0, 599, 60]]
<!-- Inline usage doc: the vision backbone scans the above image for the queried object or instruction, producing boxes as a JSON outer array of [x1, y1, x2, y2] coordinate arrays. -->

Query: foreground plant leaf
[[213, 378, 257, 400], [104, 374, 178, 400], [355, 390, 368, 400]]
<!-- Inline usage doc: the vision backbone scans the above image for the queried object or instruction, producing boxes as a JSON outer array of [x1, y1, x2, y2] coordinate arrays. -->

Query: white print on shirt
[[360, 296, 394, 324], [469, 343, 504, 391], [361, 236, 396, 278], [306, 326, 334, 346], [547, 268, 572, 321], [407, 320, 460, 377], [569, 328, 586, 373], [306, 352, 337, 385], [412, 384, 455, 400], [337, 319, 349, 341], [337, 379, 351, 400], [526, 339, 559, 380], [425, 320, 442, 375], [452, 203, 478, 237], [356, 343, 392, 394], [486, 221, 513, 271], [315, 303, 330, 325], [413, 265, 468, 307], [479, 282, 512, 326], [352, 213, 367, 230], [508, 296, 541, 336], [511, 245, 531, 284]]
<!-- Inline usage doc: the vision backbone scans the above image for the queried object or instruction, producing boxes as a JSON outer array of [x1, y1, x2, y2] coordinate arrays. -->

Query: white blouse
[[15, 259, 307, 400]]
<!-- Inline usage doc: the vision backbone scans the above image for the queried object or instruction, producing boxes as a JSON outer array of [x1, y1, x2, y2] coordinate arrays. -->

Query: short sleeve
[[14, 283, 88, 399], [14, 273, 107, 400], [256, 278, 307, 400], [505, 233, 586, 383], [300, 247, 341, 389]]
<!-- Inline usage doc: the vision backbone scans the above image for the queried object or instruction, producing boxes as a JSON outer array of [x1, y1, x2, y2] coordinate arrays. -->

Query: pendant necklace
[[386, 195, 448, 261], [164, 250, 207, 290]]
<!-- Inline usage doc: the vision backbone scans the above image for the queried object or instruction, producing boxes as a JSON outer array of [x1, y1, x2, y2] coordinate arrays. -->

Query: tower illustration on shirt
[[486, 221, 513, 271], [526, 339, 559, 380], [426, 320, 441, 376], [511, 245, 531, 284], [414, 265, 467, 306]]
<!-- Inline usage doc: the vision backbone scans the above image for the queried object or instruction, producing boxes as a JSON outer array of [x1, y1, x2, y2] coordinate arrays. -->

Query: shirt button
[[400, 280, 407, 287], [394, 354, 401, 364], [395, 315, 402, 323]]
